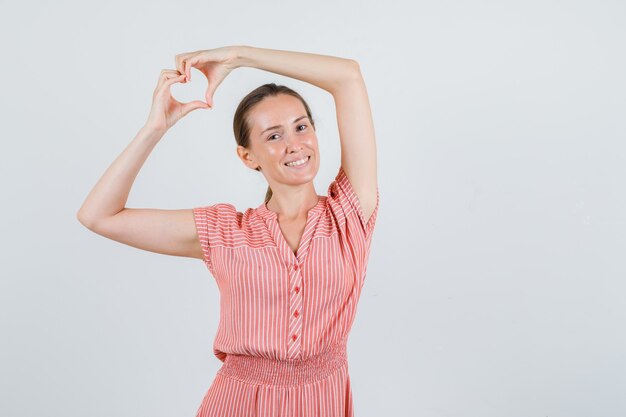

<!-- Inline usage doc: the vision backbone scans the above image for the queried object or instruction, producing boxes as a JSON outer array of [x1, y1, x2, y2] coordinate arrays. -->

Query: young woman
[[77, 45, 380, 417]]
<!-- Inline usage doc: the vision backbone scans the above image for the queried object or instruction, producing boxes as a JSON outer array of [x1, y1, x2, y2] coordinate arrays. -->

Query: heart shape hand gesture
[[175, 46, 240, 108], [145, 46, 240, 132]]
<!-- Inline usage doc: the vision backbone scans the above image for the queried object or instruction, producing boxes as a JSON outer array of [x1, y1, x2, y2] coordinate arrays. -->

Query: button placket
[[291, 262, 302, 294], [287, 261, 303, 359], [258, 197, 325, 360]]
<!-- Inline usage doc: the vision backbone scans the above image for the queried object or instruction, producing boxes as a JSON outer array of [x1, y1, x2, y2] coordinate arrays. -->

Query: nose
[[285, 135, 304, 153]]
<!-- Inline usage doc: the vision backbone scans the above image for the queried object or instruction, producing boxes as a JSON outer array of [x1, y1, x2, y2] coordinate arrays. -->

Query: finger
[[181, 100, 210, 117], [174, 54, 190, 80], [156, 74, 186, 95], [162, 74, 186, 88], [183, 54, 199, 82], [205, 86, 215, 108], [160, 69, 181, 78], [176, 52, 199, 82], [157, 69, 182, 88]]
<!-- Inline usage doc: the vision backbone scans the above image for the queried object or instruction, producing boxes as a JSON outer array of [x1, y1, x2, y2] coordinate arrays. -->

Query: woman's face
[[239, 94, 320, 189]]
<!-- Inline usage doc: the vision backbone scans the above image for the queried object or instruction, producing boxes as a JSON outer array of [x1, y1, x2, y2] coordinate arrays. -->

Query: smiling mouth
[[284, 156, 311, 167]]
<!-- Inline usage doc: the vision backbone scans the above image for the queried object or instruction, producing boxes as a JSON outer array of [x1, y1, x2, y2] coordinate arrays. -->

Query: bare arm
[[76, 125, 203, 260], [231, 45, 358, 95], [76, 67, 216, 260], [333, 68, 378, 225], [77, 125, 163, 226]]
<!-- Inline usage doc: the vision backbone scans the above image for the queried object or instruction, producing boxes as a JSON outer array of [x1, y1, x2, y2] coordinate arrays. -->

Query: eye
[[268, 124, 308, 141]]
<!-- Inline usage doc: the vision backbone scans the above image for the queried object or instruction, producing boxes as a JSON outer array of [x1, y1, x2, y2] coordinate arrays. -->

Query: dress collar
[[256, 195, 326, 221]]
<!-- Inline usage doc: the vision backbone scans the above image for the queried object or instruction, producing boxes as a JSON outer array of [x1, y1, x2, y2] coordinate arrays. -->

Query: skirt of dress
[[194, 338, 353, 417]]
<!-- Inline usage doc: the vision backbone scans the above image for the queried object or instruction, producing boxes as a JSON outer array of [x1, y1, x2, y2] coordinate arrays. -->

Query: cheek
[[266, 146, 280, 157], [305, 136, 318, 148]]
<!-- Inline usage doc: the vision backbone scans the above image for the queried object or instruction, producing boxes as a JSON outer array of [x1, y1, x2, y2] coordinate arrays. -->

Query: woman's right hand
[[174, 46, 240, 108], [145, 69, 210, 132]]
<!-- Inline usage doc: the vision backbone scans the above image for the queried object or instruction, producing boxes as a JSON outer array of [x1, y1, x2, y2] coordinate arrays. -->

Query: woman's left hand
[[174, 46, 240, 108]]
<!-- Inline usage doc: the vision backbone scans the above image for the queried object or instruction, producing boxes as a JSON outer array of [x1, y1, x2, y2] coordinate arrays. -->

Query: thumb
[[181, 100, 210, 117], [205, 87, 216, 108]]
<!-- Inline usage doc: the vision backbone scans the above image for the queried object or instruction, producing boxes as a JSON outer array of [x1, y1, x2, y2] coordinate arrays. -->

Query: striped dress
[[192, 166, 380, 417]]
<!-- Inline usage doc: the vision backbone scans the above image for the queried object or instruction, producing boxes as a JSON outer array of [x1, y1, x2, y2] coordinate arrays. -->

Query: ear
[[236, 145, 260, 170]]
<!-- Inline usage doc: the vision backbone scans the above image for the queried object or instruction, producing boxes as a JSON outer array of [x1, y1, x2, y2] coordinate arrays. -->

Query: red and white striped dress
[[192, 166, 380, 417]]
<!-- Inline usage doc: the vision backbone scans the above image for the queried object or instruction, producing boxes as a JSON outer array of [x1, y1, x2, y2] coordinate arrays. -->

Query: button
[[293, 310, 299, 318], [294, 264, 299, 270], [294, 286, 300, 293], [292, 334, 297, 341]]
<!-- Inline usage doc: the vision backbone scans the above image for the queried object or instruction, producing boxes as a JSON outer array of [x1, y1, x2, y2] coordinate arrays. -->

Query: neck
[[266, 184, 319, 220]]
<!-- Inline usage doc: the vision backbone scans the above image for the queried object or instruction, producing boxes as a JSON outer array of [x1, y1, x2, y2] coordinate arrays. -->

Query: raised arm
[[76, 66, 223, 260], [76, 125, 202, 260], [232, 46, 378, 223]]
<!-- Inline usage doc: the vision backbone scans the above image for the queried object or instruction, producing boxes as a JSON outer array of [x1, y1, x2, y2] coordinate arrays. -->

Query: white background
[[1, 1, 625, 416]]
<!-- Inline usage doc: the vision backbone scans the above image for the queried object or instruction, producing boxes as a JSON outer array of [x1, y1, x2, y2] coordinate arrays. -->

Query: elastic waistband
[[217, 339, 348, 386]]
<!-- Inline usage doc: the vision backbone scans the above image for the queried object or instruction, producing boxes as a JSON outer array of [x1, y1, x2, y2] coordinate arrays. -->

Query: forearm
[[234, 45, 359, 94], [76, 125, 165, 228]]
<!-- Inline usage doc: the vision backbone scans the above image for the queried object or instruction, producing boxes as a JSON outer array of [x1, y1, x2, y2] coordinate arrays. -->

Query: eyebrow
[[260, 115, 309, 136]]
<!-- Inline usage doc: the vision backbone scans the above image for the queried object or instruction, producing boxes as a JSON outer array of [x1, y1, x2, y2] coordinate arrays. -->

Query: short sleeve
[[192, 203, 240, 273], [327, 166, 380, 240]]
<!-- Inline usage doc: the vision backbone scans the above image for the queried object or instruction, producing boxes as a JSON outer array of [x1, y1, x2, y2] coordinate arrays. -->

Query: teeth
[[285, 156, 309, 167]]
